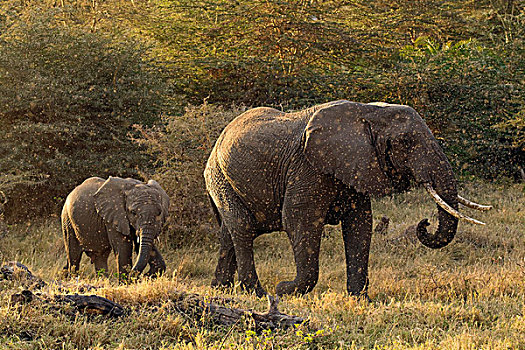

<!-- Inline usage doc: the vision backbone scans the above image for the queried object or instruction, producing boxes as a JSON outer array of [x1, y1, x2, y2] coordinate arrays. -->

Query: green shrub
[[0, 11, 167, 220], [380, 37, 524, 178], [131, 0, 368, 107], [135, 103, 243, 245]]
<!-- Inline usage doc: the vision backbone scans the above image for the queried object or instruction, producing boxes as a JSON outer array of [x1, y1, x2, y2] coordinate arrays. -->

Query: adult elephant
[[62, 176, 170, 277], [204, 100, 491, 298]]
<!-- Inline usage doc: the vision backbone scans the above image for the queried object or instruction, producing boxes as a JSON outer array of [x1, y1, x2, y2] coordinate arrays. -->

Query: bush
[[131, 0, 368, 107], [132, 0, 524, 179], [378, 37, 525, 178], [0, 11, 167, 220], [135, 103, 244, 245]]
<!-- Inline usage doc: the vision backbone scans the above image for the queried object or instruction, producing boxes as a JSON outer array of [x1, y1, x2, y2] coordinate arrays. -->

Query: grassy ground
[[0, 181, 523, 349]]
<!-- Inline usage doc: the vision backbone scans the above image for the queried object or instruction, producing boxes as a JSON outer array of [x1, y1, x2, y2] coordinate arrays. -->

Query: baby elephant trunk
[[131, 229, 155, 273]]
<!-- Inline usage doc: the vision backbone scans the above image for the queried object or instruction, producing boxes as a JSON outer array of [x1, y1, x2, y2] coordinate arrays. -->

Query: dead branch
[[10, 290, 125, 318], [53, 294, 125, 317], [171, 293, 305, 330], [1, 261, 47, 289], [3, 262, 306, 329]]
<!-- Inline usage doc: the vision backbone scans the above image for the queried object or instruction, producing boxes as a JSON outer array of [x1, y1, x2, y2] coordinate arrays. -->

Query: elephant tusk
[[457, 195, 493, 211], [423, 183, 486, 225]]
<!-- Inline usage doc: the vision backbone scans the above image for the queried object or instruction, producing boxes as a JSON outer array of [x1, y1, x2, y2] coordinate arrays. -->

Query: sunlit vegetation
[[0, 182, 523, 349], [0, 1, 523, 221], [0, 0, 524, 348], [0, 5, 168, 219]]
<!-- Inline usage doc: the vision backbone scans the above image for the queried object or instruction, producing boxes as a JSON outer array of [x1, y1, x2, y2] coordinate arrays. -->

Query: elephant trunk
[[414, 154, 459, 249], [416, 205, 458, 249], [131, 229, 154, 273]]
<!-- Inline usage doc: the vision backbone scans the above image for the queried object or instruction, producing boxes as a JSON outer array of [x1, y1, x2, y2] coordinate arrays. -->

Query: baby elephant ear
[[303, 101, 390, 196], [94, 176, 133, 235], [147, 180, 170, 220]]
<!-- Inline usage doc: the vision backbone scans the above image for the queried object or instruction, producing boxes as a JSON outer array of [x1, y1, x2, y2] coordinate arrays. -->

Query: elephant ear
[[94, 177, 136, 236], [303, 101, 391, 196], [147, 180, 170, 220]]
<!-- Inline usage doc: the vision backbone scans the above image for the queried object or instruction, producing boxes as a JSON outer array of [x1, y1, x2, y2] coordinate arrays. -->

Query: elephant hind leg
[[230, 230, 266, 297], [221, 210, 265, 297], [211, 224, 237, 288], [62, 213, 82, 274], [208, 170, 266, 297], [217, 204, 265, 296]]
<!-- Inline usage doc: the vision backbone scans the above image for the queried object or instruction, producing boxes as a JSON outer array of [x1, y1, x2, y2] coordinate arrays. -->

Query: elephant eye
[[395, 134, 414, 150]]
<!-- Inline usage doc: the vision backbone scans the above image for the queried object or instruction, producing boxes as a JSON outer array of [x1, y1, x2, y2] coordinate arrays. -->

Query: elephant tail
[[208, 194, 222, 227]]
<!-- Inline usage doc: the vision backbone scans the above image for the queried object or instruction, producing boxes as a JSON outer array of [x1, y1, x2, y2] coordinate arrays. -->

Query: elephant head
[[93, 177, 170, 273], [303, 101, 490, 249]]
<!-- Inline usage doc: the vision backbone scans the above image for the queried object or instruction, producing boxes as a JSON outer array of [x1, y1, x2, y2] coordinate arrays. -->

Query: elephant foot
[[211, 277, 234, 289], [239, 281, 267, 298], [350, 291, 371, 303], [144, 265, 166, 278], [117, 270, 139, 284], [347, 279, 370, 302], [275, 280, 315, 296], [61, 264, 81, 279], [143, 271, 163, 278], [61, 267, 75, 279], [212, 263, 236, 288]]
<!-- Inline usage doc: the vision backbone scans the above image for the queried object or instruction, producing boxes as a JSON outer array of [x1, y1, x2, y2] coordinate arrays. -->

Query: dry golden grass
[[0, 181, 523, 349]]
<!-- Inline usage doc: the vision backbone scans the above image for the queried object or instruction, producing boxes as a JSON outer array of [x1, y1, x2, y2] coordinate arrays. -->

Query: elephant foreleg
[[211, 224, 237, 288], [277, 167, 335, 296], [276, 225, 322, 296], [91, 252, 110, 277], [107, 229, 133, 277], [342, 193, 372, 299]]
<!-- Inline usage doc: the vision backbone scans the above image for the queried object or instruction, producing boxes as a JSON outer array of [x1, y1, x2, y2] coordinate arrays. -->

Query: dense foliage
[[134, 104, 242, 244], [0, 7, 167, 219], [0, 0, 523, 221], [133, 0, 524, 179], [389, 37, 524, 178]]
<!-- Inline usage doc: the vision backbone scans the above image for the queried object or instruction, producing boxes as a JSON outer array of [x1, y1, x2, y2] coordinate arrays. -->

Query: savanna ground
[[1, 2, 524, 349], [0, 181, 523, 349]]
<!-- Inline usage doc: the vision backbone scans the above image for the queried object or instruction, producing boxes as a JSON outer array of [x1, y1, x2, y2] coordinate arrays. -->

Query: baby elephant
[[62, 176, 170, 277]]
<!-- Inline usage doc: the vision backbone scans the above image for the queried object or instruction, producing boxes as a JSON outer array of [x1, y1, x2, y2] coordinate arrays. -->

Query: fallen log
[[4, 262, 306, 329], [1, 261, 47, 289], [171, 293, 306, 330], [54, 293, 125, 317], [10, 290, 125, 318]]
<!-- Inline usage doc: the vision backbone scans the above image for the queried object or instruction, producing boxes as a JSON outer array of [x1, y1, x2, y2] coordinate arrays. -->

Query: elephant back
[[206, 107, 306, 225], [64, 177, 106, 214]]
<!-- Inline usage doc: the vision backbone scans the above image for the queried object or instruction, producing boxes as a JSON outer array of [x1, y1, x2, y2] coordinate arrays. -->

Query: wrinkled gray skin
[[62, 176, 170, 277], [205, 100, 459, 298]]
